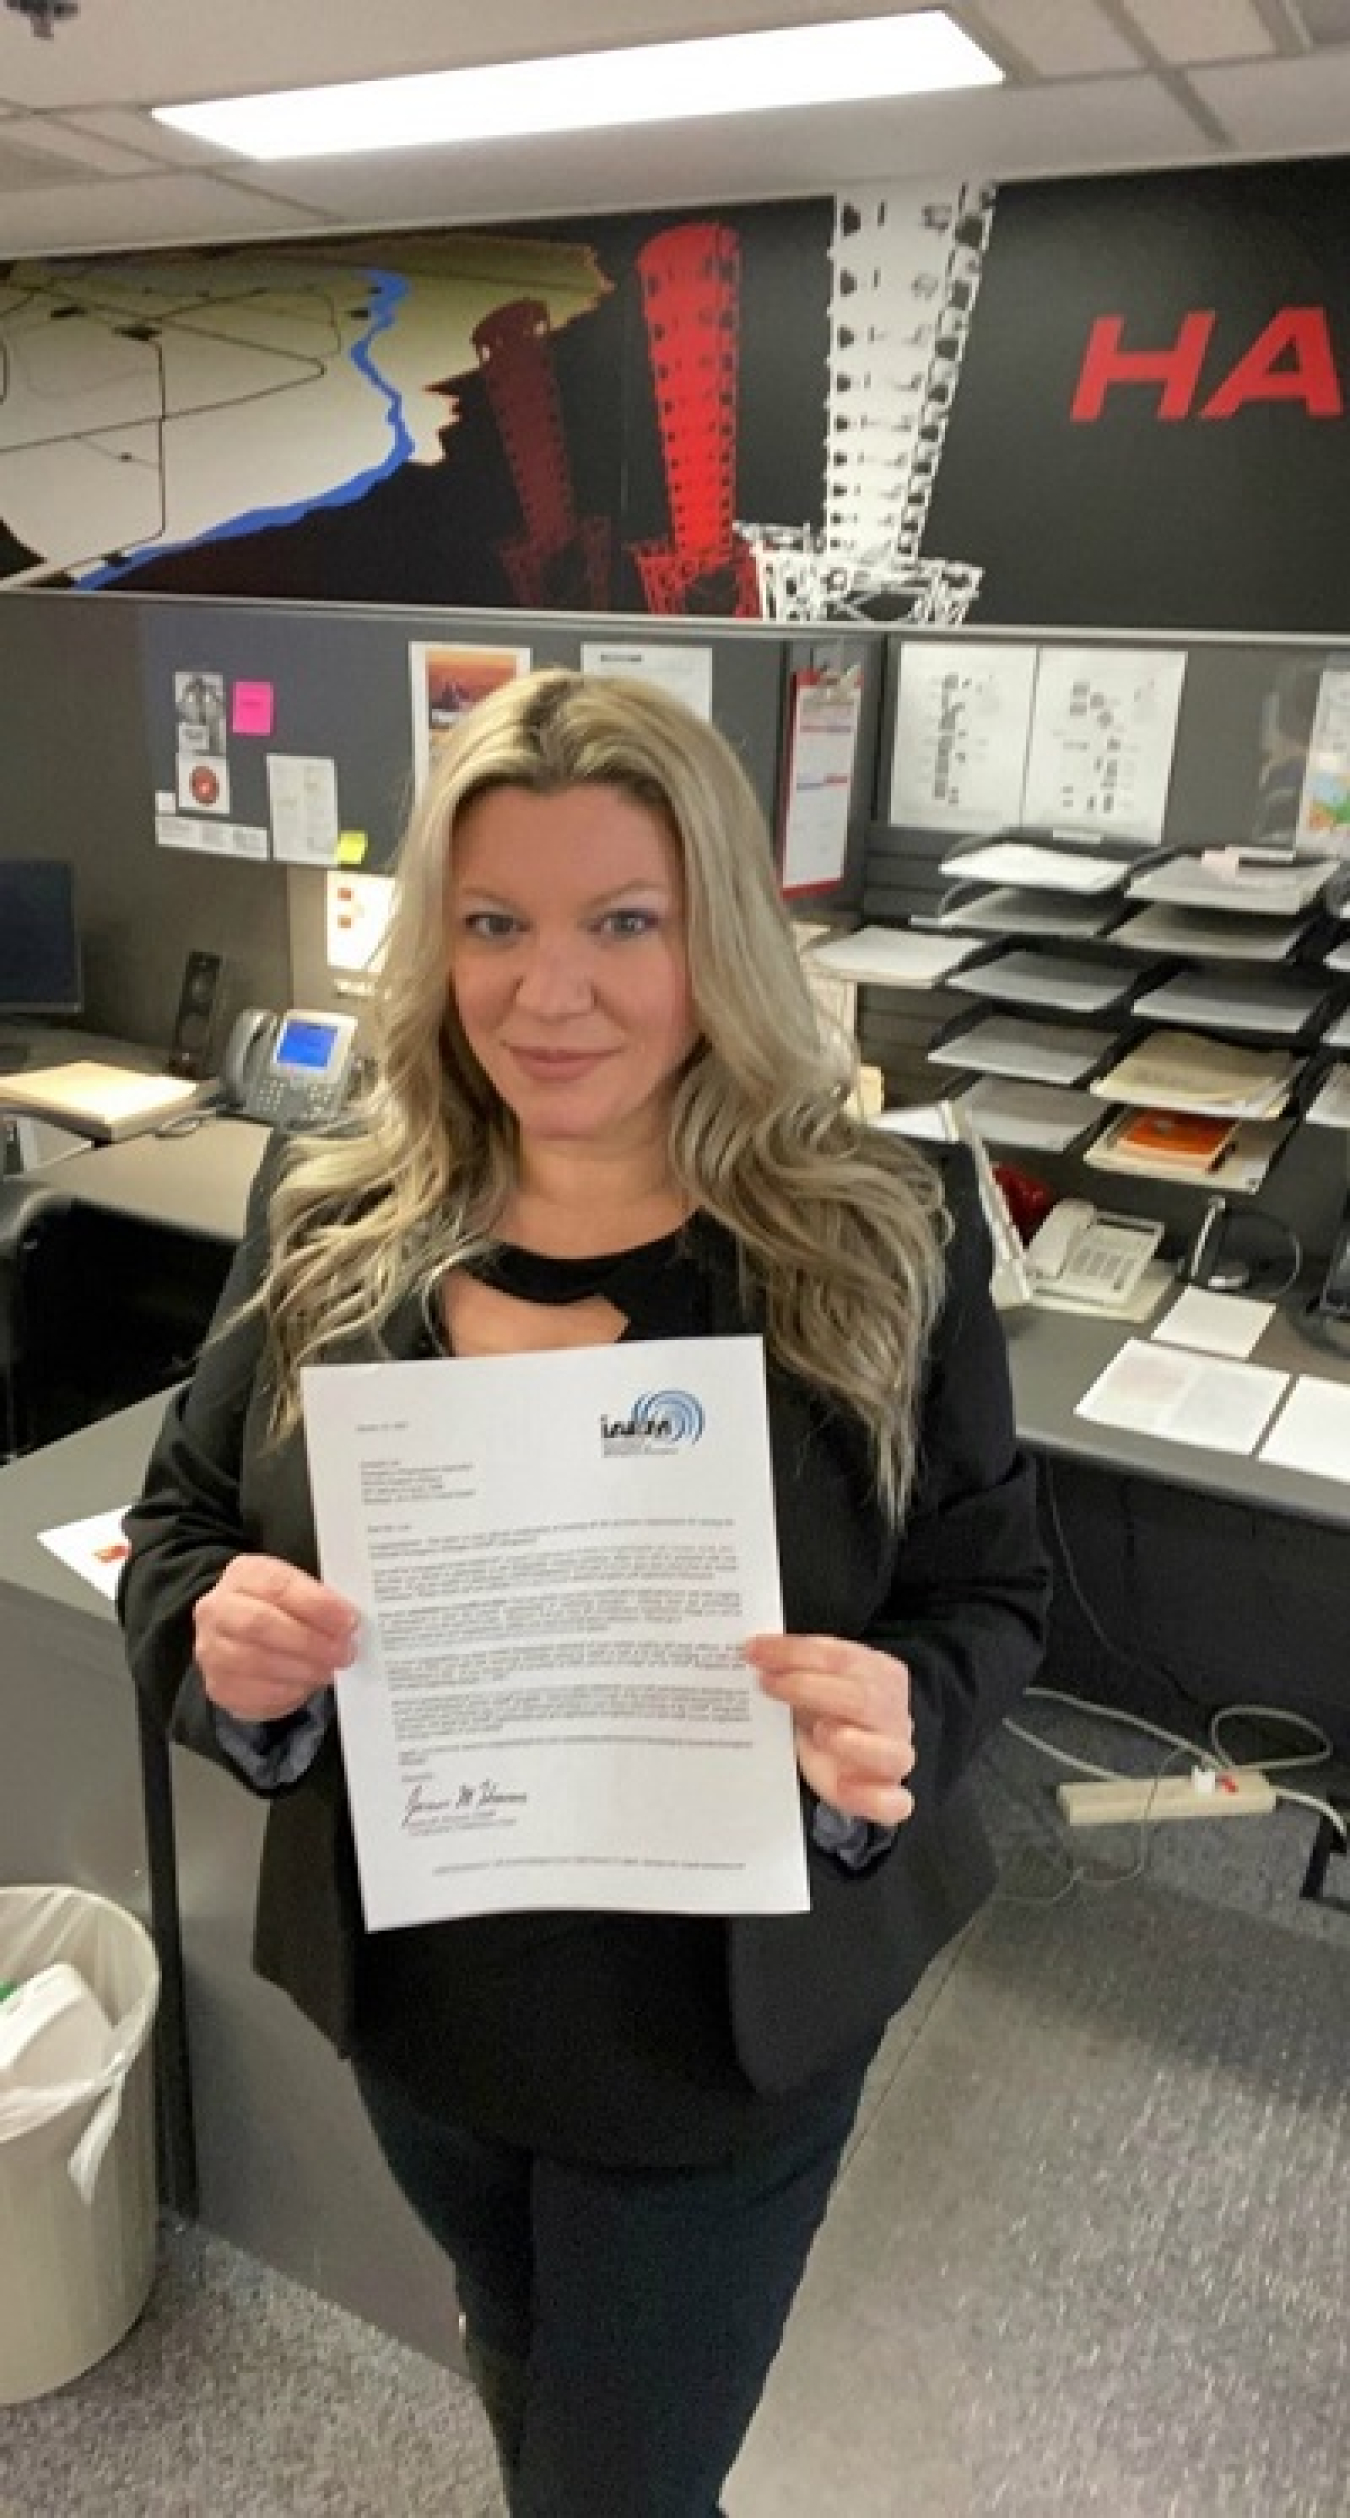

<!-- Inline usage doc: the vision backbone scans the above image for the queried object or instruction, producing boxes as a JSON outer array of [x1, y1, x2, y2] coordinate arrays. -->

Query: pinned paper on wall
[[232, 679, 275, 738], [1021, 647, 1186, 844], [889, 640, 1037, 832], [267, 753, 340, 864], [579, 640, 714, 721], [778, 669, 863, 895], [326, 868, 394, 975]]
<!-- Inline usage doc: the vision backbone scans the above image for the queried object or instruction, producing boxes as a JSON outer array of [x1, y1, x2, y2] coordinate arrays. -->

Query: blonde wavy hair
[[253, 667, 950, 1519]]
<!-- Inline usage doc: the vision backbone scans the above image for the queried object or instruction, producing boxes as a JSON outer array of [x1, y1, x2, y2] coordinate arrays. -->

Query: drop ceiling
[[0, 0, 1344, 257]]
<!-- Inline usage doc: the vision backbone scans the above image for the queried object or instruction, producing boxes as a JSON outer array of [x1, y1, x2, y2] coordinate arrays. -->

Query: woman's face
[[446, 781, 699, 1158]]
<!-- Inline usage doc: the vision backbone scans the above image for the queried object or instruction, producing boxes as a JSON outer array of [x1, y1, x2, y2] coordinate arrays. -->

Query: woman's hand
[[193, 1555, 359, 1724], [744, 1633, 915, 1827]]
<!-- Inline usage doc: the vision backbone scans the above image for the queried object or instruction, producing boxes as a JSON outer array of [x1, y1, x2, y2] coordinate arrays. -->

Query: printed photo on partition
[[409, 643, 531, 788]]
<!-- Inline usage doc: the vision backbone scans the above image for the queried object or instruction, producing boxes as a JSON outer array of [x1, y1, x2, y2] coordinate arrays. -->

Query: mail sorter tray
[[925, 883, 1124, 942], [1128, 965, 1334, 1041], [946, 946, 1153, 1017], [928, 1009, 1128, 1090], [936, 838, 1139, 897]]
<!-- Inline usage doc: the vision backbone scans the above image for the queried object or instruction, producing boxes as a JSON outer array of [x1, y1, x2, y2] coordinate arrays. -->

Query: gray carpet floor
[[5, 1712, 1349, 2517]]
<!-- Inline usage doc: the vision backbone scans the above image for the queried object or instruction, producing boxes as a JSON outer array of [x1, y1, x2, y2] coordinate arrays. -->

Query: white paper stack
[[1089, 1029, 1300, 1118], [952, 1076, 1101, 1153], [804, 925, 983, 988], [931, 1012, 1118, 1087], [950, 947, 1139, 1015], [1110, 904, 1308, 962], [1130, 966, 1329, 1037], [933, 885, 1120, 940], [1126, 852, 1337, 916], [938, 841, 1131, 895]]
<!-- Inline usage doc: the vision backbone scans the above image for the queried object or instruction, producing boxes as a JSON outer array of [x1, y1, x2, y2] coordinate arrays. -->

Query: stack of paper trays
[[804, 924, 983, 988], [938, 840, 1131, 895], [933, 885, 1120, 940], [1089, 1029, 1299, 1118], [1130, 966, 1329, 1037], [950, 947, 1141, 1015], [1111, 904, 1308, 961], [930, 1013, 1118, 1087], [1126, 851, 1337, 916]]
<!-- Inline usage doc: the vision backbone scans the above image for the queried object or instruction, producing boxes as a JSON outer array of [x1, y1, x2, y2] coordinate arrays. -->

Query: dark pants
[[353, 2053, 866, 2518]]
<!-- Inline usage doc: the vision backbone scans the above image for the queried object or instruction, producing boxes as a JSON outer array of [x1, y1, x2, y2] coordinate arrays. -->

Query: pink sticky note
[[232, 680, 275, 737]]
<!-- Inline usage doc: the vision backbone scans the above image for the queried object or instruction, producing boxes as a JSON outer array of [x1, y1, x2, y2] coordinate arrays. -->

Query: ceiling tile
[[973, 1, 1142, 76], [0, 113, 166, 176], [1118, 0, 1276, 63], [0, 171, 332, 257], [1190, 48, 1350, 146]]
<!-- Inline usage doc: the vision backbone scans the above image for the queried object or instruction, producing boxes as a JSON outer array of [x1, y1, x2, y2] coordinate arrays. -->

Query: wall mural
[[1, 156, 1348, 632]]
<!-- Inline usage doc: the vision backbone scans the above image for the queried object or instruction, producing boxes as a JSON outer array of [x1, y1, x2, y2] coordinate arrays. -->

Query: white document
[[580, 641, 713, 721], [1074, 1340, 1288, 1455], [155, 812, 268, 860], [888, 639, 1037, 832], [1151, 1287, 1274, 1361], [302, 1337, 808, 1931], [37, 1507, 132, 1601], [1022, 647, 1187, 844], [1260, 1377, 1350, 1482], [267, 753, 340, 865], [930, 1013, 1117, 1087], [1089, 1029, 1298, 1117]]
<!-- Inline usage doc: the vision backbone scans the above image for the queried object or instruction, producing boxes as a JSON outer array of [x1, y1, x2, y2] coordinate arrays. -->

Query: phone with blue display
[[221, 1006, 358, 1128]]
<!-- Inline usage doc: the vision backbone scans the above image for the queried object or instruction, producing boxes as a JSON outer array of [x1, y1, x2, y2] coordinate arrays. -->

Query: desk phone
[[222, 1007, 358, 1129]]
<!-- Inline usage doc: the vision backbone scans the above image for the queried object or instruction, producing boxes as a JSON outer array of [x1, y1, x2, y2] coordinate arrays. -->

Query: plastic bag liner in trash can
[[0, 1885, 159, 2403]]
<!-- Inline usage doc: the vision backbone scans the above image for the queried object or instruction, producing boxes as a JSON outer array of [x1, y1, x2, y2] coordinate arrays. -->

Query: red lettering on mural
[[1071, 306, 1344, 421], [1199, 308, 1342, 418], [1070, 313, 1214, 422]]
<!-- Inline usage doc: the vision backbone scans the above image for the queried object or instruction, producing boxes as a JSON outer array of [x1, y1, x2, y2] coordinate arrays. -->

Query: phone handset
[[220, 1007, 359, 1128]]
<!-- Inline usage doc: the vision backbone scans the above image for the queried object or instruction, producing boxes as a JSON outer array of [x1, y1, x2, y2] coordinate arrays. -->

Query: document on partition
[[777, 670, 863, 895], [302, 1337, 809, 1930], [1294, 659, 1350, 856], [888, 640, 1037, 832], [1021, 647, 1186, 844]]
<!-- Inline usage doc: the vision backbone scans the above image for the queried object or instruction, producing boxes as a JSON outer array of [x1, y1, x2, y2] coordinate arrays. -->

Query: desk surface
[[10, 1129, 1350, 1531], [33, 1113, 265, 1242]]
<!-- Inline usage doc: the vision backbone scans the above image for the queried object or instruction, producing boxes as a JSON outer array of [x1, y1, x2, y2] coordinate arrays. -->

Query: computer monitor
[[0, 858, 83, 1018]]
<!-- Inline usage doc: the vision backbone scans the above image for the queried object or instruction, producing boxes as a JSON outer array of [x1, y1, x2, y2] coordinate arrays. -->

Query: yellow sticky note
[[337, 830, 369, 865]]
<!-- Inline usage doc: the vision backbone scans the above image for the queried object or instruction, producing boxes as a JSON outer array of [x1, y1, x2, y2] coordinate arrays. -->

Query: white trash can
[[0, 1885, 159, 2404]]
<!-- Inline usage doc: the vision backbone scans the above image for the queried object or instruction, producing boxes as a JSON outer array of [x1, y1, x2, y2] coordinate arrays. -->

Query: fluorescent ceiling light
[[153, 12, 1001, 162]]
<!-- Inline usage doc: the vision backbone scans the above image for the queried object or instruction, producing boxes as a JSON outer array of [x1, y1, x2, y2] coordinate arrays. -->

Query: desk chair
[[0, 1173, 77, 1460]]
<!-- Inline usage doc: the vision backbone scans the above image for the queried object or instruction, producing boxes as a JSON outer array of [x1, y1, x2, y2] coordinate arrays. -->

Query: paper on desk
[[37, 1507, 132, 1600], [302, 1337, 808, 1931], [1074, 1340, 1288, 1454], [1151, 1287, 1274, 1360], [1259, 1376, 1350, 1481]]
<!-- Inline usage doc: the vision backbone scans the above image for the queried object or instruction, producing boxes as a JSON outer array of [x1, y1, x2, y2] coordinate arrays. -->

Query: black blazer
[[119, 1142, 1048, 2096]]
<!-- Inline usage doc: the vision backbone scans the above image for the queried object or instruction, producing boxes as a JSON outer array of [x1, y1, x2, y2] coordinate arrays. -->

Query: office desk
[[30, 1112, 265, 1242], [0, 1395, 460, 2362], [1005, 1295, 1350, 1747]]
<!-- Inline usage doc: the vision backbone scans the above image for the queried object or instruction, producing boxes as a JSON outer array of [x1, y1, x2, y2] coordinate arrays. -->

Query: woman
[[120, 667, 1048, 2518]]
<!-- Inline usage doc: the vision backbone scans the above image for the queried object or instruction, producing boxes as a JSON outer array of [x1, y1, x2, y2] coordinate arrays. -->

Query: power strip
[[1058, 1769, 1277, 1828]]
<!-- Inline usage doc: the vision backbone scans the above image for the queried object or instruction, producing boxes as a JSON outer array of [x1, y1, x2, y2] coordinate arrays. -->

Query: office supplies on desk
[[0, 1060, 201, 1142], [1152, 1286, 1274, 1360]]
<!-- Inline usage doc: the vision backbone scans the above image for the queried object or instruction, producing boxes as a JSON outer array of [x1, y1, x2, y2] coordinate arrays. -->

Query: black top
[[359, 1223, 870, 2164]]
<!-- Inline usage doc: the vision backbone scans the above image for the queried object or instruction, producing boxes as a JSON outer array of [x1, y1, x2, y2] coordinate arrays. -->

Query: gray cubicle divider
[[0, 588, 885, 1059]]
